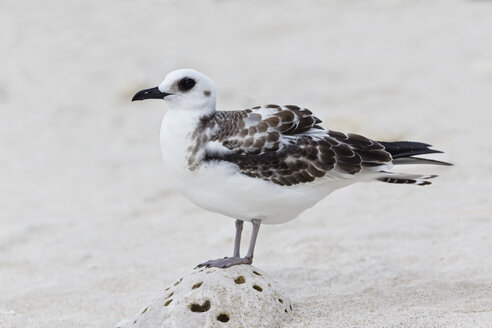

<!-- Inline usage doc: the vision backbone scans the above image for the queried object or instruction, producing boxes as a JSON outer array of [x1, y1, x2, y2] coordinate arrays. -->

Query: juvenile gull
[[132, 68, 451, 268]]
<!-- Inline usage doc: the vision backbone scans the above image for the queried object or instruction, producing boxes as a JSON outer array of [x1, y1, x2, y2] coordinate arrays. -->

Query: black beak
[[132, 87, 171, 101]]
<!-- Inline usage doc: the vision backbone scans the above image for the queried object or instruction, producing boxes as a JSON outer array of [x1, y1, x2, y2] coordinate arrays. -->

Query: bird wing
[[201, 105, 392, 186]]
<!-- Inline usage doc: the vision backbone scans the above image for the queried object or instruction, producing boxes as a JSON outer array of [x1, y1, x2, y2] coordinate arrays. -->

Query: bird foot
[[196, 256, 252, 269]]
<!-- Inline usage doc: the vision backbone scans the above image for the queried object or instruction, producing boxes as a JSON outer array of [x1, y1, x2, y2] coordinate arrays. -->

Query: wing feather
[[200, 105, 392, 186]]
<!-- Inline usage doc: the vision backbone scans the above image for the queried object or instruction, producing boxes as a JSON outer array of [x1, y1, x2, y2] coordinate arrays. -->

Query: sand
[[1, 0, 491, 327]]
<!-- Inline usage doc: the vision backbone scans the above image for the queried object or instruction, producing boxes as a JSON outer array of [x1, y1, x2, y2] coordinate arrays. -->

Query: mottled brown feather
[[193, 106, 392, 186]]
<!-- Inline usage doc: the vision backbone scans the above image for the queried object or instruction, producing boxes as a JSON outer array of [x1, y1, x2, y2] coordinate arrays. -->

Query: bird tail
[[378, 141, 452, 166], [375, 141, 452, 186], [376, 172, 437, 186]]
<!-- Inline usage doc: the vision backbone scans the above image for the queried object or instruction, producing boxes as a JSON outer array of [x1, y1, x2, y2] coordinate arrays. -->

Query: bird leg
[[196, 219, 261, 269], [233, 219, 243, 258], [244, 219, 260, 261]]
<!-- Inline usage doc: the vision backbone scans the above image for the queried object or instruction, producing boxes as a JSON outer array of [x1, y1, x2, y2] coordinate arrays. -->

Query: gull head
[[132, 68, 216, 112]]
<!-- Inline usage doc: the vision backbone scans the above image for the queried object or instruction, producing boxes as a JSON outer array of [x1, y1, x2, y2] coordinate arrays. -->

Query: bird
[[132, 68, 451, 269]]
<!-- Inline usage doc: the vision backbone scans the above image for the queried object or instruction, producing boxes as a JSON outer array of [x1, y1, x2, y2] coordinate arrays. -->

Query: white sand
[[1, 0, 491, 327]]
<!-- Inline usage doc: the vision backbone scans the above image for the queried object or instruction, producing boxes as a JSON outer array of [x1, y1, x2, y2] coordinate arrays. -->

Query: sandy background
[[1, 0, 492, 327]]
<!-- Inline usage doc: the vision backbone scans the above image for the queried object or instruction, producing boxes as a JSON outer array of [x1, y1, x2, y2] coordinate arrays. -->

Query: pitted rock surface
[[117, 265, 292, 328]]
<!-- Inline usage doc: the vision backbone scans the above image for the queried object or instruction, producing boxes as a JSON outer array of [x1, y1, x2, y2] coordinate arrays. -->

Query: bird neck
[[166, 98, 216, 116]]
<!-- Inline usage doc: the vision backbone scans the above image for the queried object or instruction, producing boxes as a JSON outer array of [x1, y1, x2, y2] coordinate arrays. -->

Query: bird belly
[[173, 160, 347, 224]]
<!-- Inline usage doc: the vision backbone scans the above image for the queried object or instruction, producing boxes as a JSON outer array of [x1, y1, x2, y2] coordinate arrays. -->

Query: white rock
[[118, 265, 292, 328]]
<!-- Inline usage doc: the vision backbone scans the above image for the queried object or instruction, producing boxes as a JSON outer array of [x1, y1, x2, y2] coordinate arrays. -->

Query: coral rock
[[117, 265, 292, 328]]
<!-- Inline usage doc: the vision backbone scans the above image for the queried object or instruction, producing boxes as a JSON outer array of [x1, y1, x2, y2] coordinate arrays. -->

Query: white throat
[[165, 101, 216, 116]]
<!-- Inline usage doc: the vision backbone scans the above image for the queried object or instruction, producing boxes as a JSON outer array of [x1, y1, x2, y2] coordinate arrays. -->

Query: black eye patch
[[177, 77, 196, 92]]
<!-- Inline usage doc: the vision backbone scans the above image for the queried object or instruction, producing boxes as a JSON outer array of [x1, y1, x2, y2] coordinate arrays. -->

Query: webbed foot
[[196, 256, 252, 269]]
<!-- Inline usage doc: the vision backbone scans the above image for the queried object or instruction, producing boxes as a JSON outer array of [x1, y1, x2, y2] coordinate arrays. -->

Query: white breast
[[160, 109, 199, 181]]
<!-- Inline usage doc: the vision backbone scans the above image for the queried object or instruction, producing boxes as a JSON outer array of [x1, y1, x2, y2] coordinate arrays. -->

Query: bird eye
[[177, 77, 196, 92]]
